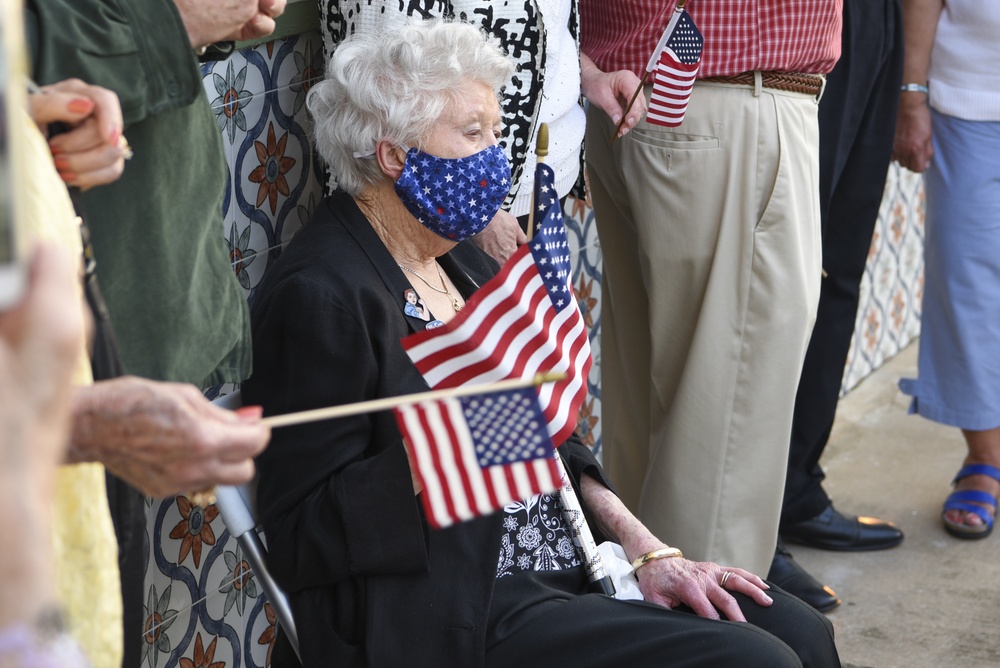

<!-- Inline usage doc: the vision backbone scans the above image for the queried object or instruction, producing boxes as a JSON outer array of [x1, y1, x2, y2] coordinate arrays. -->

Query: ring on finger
[[118, 135, 134, 161], [720, 570, 733, 589], [189, 489, 217, 507]]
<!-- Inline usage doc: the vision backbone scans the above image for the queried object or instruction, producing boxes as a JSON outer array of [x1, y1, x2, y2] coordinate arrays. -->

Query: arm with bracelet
[[892, 0, 944, 172], [579, 476, 774, 622]]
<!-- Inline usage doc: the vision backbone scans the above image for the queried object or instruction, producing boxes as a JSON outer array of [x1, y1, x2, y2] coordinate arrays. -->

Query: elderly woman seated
[[242, 19, 841, 668]]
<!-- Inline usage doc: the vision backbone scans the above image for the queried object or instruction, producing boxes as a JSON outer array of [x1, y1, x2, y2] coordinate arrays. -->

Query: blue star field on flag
[[667, 11, 703, 65], [393, 385, 560, 529], [647, 8, 704, 128], [530, 163, 573, 311], [464, 390, 552, 467]]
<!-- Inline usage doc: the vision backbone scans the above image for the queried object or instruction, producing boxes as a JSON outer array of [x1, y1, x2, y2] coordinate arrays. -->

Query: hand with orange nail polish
[[28, 78, 127, 190]]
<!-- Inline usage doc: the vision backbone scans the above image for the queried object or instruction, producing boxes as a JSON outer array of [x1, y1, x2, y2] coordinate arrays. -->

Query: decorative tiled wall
[[142, 29, 926, 668], [842, 163, 925, 392], [141, 33, 325, 668]]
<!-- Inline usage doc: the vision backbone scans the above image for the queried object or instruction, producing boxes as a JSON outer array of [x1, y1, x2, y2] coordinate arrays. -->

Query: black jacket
[[243, 192, 607, 667]]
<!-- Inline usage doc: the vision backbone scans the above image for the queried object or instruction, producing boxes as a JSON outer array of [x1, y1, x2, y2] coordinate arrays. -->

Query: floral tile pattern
[[209, 60, 253, 144], [146, 30, 925, 668], [145, 32, 325, 668], [842, 164, 925, 393], [564, 189, 604, 457]]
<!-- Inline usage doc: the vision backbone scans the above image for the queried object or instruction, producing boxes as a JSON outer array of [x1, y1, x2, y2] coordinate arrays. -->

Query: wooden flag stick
[[609, 0, 688, 144], [261, 371, 567, 429], [525, 122, 549, 242]]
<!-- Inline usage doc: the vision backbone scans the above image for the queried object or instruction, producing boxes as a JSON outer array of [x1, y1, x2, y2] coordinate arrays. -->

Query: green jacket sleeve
[[25, 0, 202, 125]]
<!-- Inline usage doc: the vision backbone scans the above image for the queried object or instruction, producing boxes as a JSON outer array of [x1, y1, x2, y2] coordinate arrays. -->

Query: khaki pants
[[585, 80, 822, 575]]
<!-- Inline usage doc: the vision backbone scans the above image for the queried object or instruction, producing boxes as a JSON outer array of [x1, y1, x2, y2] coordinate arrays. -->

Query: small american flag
[[647, 9, 703, 128], [401, 162, 592, 446], [394, 387, 560, 529]]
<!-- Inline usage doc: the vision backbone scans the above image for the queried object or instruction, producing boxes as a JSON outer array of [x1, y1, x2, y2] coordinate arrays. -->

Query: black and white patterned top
[[317, 0, 586, 209], [496, 492, 581, 577]]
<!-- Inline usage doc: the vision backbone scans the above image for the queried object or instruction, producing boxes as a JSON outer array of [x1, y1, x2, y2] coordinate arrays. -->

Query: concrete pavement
[[791, 342, 1000, 668]]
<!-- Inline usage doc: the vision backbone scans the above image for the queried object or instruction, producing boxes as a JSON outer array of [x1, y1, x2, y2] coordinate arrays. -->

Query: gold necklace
[[398, 263, 463, 312]]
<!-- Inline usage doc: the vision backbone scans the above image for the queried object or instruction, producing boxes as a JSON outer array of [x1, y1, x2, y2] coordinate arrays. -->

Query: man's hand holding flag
[[610, 0, 704, 138]]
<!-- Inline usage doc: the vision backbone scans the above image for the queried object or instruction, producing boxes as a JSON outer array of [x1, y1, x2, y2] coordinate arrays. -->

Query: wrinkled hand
[[470, 209, 525, 265], [581, 54, 647, 140], [69, 377, 270, 497], [634, 555, 772, 622], [579, 475, 772, 622], [892, 95, 934, 173], [29, 79, 127, 190], [0, 245, 86, 497], [174, 0, 286, 48], [225, 0, 287, 41]]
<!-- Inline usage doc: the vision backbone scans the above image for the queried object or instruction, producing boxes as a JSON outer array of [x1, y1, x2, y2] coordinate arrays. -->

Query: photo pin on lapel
[[403, 287, 430, 321]]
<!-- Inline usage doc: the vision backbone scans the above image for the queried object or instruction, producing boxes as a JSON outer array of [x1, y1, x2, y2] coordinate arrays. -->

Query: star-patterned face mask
[[394, 144, 511, 242]]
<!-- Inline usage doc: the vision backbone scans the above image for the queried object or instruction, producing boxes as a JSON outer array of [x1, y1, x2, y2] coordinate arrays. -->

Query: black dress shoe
[[781, 504, 904, 552], [768, 542, 841, 613]]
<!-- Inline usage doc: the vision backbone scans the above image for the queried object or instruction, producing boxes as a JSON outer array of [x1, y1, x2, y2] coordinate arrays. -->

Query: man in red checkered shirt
[[580, 1, 842, 580]]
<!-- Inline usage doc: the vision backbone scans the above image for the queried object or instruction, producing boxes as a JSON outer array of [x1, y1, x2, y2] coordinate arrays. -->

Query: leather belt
[[701, 71, 824, 97]]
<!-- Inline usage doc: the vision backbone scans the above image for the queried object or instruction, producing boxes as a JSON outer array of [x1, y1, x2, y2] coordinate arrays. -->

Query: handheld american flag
[[401, 162, 592, 446], [394, 386, 560, 529], [646, 8, 703, 128]]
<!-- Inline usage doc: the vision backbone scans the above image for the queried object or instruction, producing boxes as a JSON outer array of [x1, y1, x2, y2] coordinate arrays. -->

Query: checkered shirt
[[580, 0, 843, 78]]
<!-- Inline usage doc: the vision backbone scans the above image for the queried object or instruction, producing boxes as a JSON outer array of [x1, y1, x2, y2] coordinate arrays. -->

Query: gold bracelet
[[630, 546, 684, 572]]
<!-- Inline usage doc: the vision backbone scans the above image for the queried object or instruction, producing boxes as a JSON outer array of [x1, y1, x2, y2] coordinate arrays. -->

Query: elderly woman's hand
[[470, 209, 526, 265], [633, 553, 772, 622], [29, 79, 127, 190], [579, 475, 773, 621]]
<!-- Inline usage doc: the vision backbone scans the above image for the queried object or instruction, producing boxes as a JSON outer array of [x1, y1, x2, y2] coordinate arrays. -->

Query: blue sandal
[[942, 464, 1000, 540]]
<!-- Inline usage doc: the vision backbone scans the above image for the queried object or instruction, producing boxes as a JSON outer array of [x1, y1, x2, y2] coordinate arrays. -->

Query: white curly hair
[[307, 18, 514, 196]]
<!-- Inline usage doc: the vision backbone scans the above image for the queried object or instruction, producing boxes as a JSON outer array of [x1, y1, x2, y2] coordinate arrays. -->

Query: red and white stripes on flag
[[401, 163, 591, 447], [394, 388, 560, 529], [646, 8, 703, 128]]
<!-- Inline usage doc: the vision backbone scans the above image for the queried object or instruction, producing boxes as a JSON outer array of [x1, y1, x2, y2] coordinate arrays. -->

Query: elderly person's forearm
[[579, 474, 667, 562], [901, 0, 943, 86], [0, 245, 82, 630], [580, 473, 773, 621], [0, 494, 56, 629], [893, 0, 943, 172], [67, 377, 268, 496]]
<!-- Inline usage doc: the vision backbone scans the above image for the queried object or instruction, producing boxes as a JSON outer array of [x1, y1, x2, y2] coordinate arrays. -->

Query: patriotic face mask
[[394, 144, 511, 242]]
